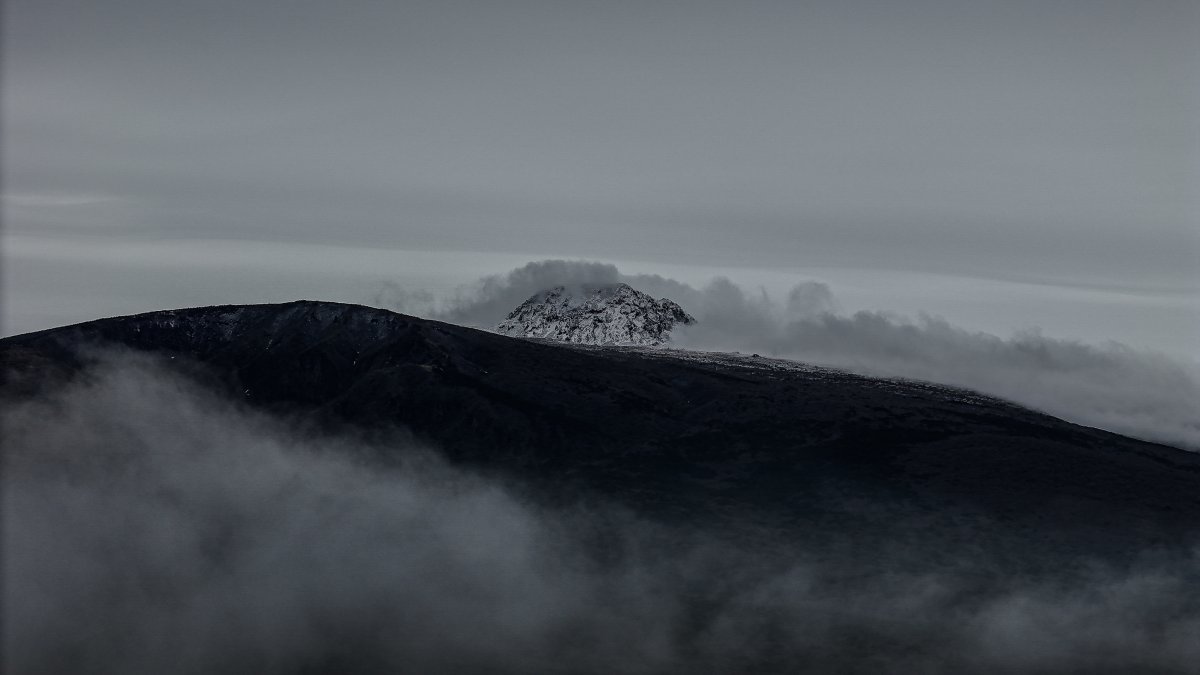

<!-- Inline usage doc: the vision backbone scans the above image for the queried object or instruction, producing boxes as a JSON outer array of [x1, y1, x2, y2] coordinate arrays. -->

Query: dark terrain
[[4, 300, 1198, 575]]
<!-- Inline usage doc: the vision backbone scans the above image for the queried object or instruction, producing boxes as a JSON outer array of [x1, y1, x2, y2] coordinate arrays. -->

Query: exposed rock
[[495, 283, 695, 346]]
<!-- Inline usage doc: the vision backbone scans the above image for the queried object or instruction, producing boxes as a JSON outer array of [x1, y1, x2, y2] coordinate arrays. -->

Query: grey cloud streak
[[5, 353, 1200, 674], [5, 0, 1197, 287], [379, 260, 1200, 449]]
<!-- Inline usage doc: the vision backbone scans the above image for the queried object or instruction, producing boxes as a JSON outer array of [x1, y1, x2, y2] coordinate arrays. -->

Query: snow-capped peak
[[495, 283, 695, 346]]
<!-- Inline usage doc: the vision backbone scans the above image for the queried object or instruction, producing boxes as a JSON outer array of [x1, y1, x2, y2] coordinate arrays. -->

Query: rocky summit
[[494, 283, 695, 346]]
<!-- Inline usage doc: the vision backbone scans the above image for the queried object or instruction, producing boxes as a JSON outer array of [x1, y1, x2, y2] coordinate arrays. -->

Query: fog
[[374, 260, 1200, 450], [5, 352, 1199, 674]]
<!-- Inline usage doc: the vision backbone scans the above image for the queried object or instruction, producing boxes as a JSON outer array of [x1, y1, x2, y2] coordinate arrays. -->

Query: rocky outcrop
[[495, 283, 695, 346]]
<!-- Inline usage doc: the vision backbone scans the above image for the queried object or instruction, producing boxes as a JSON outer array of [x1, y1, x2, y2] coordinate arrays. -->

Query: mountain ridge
[[13, 303, 1199, 673], [2, 299, 1200, 578], [4, 299, 1198, 571]]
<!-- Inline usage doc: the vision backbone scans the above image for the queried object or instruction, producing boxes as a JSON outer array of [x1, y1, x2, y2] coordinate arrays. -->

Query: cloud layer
[[5, 353, 1200, 674], [375, 260, 1200, 450]]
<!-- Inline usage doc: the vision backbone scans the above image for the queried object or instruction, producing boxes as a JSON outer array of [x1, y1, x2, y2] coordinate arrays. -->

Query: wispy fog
[[5, 353, 1199, 674], [375, 260, 1200, 450]]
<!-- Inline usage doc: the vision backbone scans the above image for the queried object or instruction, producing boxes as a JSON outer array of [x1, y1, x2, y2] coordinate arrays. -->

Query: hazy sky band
[[4, 0, 1197, 287]]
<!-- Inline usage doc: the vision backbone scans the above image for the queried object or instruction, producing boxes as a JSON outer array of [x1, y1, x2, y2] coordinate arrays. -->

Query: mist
[[5, 352, 1200, 674], [376, 260, 1200, 450]]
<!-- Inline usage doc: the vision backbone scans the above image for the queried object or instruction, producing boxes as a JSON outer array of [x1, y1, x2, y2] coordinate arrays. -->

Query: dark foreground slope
[[4, 301, 1199, 568]]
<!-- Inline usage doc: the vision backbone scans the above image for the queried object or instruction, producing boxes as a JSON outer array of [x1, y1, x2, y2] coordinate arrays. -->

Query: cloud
[[374, 260, 1200, 450], [728, 313, 1200, 450], [4, 353, 1200, 674], [1, 191, 126, 208]]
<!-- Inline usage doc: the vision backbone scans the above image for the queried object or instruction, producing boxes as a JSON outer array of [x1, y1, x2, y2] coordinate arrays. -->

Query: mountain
[[4, 300, 1199, 571], [495, 283, 695, 345]]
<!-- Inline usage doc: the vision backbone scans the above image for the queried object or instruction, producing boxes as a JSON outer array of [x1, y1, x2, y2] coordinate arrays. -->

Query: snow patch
[[495, 283, 695, 346]]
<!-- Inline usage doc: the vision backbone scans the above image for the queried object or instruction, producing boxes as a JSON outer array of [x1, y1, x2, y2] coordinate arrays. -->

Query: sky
[[3, 0, 1198, 357]]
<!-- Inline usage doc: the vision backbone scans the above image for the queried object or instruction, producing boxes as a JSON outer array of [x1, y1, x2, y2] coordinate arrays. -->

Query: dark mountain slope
[[4, 300, 1199, 567]]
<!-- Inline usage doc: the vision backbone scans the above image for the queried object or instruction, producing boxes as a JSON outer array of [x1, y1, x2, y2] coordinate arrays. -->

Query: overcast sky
[[3, 0, 1198, 352]]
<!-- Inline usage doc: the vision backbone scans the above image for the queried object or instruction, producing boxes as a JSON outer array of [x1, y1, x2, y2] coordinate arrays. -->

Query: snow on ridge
[[495, 283, 695, 346]]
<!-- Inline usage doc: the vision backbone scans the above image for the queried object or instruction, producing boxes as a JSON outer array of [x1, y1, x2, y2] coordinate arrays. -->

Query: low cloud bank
[[376, 260, 1200, 449], [5, 355, 1200, 674]]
